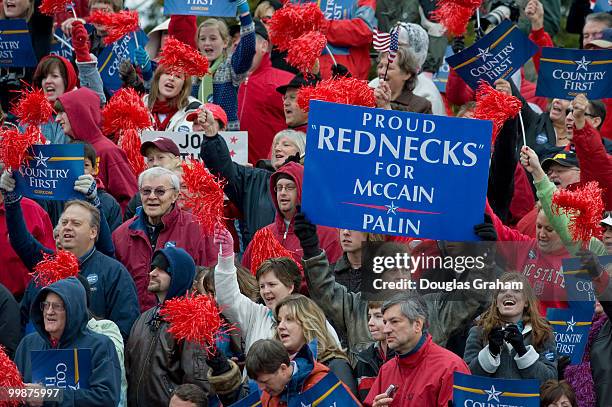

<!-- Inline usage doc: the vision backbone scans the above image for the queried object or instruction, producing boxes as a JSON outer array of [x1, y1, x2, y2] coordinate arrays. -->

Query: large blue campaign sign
[[536, 47, 612, 100], [14, 144, 84, 201], [288, 372, 359, 407], [562, 255, 612, 310], [31, 348, 92, 389], [453, 372, 540, 406], [164, 0, 237, 17], [432, 46, 453, 93], [98, 29, 148, 94], [302, 101, 492, 241], [0, 19, 37, 67], [547, 307, 593, 365], [446, 20, 538, 90]]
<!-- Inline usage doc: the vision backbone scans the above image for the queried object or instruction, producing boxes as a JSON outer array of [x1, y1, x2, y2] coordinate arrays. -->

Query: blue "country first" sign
[[302, 101, 492, 241]]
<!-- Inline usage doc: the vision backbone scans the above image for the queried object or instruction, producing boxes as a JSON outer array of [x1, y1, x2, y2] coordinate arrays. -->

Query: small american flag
[[388, 27, 399, 64], [372, 29, 391, 52]]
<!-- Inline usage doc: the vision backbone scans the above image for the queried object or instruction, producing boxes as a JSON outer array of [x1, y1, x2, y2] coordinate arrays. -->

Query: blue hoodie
[[158, 246, 196, 302], [14, 277, 121, 406]]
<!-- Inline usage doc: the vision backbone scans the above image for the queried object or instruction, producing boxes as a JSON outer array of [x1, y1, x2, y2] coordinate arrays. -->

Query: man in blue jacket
[[14, 277, 121, 406], [0, 172, 139, 341]]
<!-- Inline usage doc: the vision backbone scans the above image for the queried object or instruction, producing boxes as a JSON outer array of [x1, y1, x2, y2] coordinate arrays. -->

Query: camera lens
[[480, 5, 511, 30]]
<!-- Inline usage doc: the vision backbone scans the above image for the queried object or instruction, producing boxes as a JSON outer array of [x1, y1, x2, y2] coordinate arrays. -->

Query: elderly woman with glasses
[[112, 167, 218, 312]]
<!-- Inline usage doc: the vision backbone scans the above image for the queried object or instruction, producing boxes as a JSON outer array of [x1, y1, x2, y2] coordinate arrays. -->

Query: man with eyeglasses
[[0, 174, 139, 341], [241, 162, 342, 292], [112, 167, 217, 312], [14, 277, 121, 406], [602, 214, 612, 254]]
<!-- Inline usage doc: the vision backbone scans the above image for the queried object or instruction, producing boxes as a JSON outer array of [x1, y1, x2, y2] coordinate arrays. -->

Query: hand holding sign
[[493, 78, 512, 96], [576, 249, 604, 278]]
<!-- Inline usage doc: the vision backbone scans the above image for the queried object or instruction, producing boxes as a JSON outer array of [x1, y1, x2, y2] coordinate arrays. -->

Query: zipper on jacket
[[136, 317, 160, 406]]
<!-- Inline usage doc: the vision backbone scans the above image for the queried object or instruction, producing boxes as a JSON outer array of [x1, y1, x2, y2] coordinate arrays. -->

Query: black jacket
[[591, 280, 612, 406], [200, 134, 275, 245], [0, 283, 21, 359], [332, 254, 362, 294], [353, 343, 395, 402]]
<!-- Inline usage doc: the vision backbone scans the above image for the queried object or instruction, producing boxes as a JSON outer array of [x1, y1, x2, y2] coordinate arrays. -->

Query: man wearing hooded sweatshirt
[[126, 247, 210, 406], [55, 87, 138, 213], [14, 277, 121, 406], [241, 162, 342, 279]]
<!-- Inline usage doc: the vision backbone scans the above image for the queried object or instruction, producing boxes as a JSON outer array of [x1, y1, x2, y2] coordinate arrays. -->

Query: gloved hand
[[281, 152, 301, 166], [233, 0, 250, 15], [0, 170, 16, 192], [206, 346, 231, 375], [293, 207, 320, 258], [133, 47, 152, 79], [214, 225, 234, 257], [504, 324, 527, 357], [71, 20, 92, 62], [487, 326, 505, 356], [331, 63, 351, 78], [577, 249, 604, 278], [474, 214, 497, 241], [451, 36, 465, 54], [119, 60, 145, 92], [74, 174, 97, 200]]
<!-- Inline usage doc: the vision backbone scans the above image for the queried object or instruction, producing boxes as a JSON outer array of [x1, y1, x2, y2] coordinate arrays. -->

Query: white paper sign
[[141, 130, 248, 165]]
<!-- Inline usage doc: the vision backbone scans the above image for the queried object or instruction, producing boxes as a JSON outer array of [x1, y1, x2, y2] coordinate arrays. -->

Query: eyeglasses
[[565, 109, 595, 117], [40, 301, 65, 312], [274, 185, 296, 192], [139, 187, 174, 197]]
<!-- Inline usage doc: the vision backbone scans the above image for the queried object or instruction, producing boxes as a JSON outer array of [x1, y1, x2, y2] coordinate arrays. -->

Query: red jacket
[[601, 99, 612, 140], [572, 123, 612, 210], [112, 205, 217, 312], [57, 88, 137, 214], [486, 201, 569, 313], [238, 54, 294, 164], [364, 335, 470, 407], [242, 162, 342, 283], [318, 0, 376, 80], [0, 198, 55, 296]]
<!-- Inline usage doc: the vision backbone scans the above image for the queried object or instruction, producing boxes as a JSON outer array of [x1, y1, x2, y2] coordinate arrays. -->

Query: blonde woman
[[194, 0, 255, 130], [275, 294, 358, 396]]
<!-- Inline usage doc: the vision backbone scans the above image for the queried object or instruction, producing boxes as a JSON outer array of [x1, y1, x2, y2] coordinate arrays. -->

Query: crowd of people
[[0, 0, 611, 406]]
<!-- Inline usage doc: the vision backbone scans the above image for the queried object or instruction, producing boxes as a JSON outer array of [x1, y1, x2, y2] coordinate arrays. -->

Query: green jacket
[[303, 250, 496, 364]]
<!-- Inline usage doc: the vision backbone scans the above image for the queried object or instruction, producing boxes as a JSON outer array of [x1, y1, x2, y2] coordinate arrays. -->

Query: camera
[[500, 323, 519, 340], [480, 0, 521, 31]]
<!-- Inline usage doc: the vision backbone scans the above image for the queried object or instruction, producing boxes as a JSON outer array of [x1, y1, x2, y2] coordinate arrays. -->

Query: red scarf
[[151, 100, 179, 131]]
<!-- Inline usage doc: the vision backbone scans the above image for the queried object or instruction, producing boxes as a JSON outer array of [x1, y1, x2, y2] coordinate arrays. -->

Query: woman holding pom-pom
[[374, 47, 432, 114], [194, 0, 255, 130], [144, 66, 202, 132]]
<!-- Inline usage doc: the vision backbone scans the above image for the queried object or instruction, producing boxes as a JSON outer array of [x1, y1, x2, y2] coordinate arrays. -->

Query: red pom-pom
[[0, 126, 43, 170], [39, 0, 72, 15], [268, 2, 327, 51], [473, 81, 522, 145], [158, 37, 209, 77], [160, 293, 231, 352], [249, 227, 302, 275], [88, 10, 140, 45], [0, 345, 24, 407], [11, 86, 55, 127], [102, 87, 151, 134], [119, 128, 147, 177], [552, 181, 605, 245], [180, 160, 225, 234], [31, 250, 80, 287], [297, 76, 376, 112], [286, 31, 327, 75], [431, 0, 482, 36]]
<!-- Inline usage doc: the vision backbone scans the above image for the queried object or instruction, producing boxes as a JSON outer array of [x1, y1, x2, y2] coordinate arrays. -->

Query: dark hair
[[33, 57, 68, 90], [69, 141, 97, 169], [246, 339, 290, 379], [589, 100, 606, 130], [539, 380, 577, 407], [368, 301, 384, 309], [172, 384, 207, 407], [256, 258, 302, 290]]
